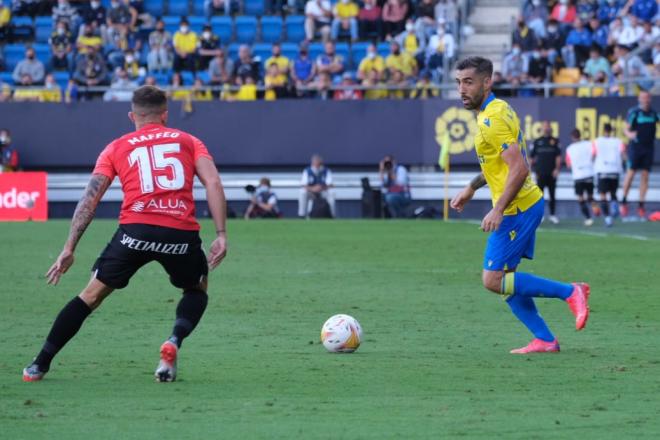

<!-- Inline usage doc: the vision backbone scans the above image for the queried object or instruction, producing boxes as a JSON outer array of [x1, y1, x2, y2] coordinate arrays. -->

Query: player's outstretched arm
[[195, 156, 228, 270], [481, 145, 527, 232], [46, 173, 112, 285], [450, 173, 486, 213]]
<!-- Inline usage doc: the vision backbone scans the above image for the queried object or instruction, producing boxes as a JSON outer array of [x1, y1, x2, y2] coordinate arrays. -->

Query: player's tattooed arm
[[469, 173, 487, 191], [65, 174, 112, 252]]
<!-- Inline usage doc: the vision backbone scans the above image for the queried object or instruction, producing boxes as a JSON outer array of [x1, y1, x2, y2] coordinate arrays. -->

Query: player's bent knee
[[482, 270, 503, 294]]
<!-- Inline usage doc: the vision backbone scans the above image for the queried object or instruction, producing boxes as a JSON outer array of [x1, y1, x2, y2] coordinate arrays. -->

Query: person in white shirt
[[305, 0, 332, 41], [565, 128, 596, 226], [593, 123, 626, 227], [298, 154, 336, 218]]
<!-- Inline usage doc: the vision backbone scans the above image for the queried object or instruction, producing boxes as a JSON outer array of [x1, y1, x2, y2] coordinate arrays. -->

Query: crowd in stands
[[0, 0, 462, 102], [497, 0, 659, 97]]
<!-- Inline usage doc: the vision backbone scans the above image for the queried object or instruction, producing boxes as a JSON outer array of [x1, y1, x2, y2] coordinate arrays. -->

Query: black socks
[[600, 199, 610, 216], [170, 289, 208, 348], [34, 296, 92, 371], [579, 200, 591, 219]]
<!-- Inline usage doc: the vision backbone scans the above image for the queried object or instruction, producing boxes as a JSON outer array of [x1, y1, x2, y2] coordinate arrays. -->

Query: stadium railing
[[2, 75, 656, 99]]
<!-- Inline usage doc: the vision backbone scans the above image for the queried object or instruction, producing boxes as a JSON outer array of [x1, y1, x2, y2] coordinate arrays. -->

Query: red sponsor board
[[0, 172, 48, 221]]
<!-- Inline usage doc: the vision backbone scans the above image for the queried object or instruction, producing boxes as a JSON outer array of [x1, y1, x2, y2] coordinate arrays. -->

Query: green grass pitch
[[1, 219, 659, 439]]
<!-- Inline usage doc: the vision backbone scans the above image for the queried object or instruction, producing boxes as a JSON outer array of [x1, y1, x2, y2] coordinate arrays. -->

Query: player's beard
[[461, 90, 485, 111]]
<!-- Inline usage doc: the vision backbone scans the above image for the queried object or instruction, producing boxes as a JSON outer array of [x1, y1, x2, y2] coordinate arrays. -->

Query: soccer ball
[[320, 314, 362, 353]]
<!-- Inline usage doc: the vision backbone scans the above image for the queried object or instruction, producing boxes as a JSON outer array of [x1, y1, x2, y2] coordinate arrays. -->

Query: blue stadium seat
[[227, 42, 240, 60], [151, 71, 171, 86], [192, 0, 205, 16], [196, 70, 210, 84], [284, 15, 305, 43], [252, 42, 272, 66], [350, 42, 370, 68], [163, 16, 182, 35], [335, 42, 350, 67], [168, 0, 190, 16], [377, 42, 390, 58], [11, 16, 34, 41], [181, 70, 195, 85], [144, 0, 164, 17], [52, 71, 70, 89], [260, 16, 282, 43], [235, 16, 257, 44], [308, 42, 324, 62], [34, 17, 53, 44], [210, 16, 233, 42], [32, 43, 50, 65], [244, 0, 265, 16], [4, 44, 26, 71], [188, 16, 206, 34], [0, 71, 14, 85], [280, 42, 298, 61]]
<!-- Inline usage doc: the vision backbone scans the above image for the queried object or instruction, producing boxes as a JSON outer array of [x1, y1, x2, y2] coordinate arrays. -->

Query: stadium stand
[[0, 0, 656, 101]]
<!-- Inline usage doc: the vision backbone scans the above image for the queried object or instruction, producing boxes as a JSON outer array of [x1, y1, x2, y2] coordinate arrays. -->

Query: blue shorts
[[483, 198, 544, 271]]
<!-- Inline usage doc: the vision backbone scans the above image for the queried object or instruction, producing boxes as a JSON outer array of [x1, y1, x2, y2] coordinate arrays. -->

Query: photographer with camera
[[379, 154, 410, 218], [244, 178, 281, 220], [0, 129, 19, 172], [298, 154, 336, 218]]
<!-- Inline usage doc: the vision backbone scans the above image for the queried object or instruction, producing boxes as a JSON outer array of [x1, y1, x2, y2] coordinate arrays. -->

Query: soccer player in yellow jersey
[[450, 57, 590, 354]]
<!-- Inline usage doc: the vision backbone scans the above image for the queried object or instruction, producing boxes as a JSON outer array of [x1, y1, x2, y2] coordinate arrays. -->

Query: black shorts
[[574, 177, 594, 196], [597, 174, 619, 194], [536, 174, 557, 189], [92, 224, 208, 290], [628, 146, 654, 171]]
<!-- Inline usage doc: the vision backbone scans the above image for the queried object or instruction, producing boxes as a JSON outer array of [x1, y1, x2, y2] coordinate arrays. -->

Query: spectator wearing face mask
[[523, 0, 549, 39], [49, 21, 72, 71], [357, 43, 385, 81], [331, 0, 359, 42], [245, 178, 281, 219], [0, 129, 18, 172], [397, 19, 425, 62], [148, 19, 172, 72], [81, 0, 107, 31], [542, 19, 564, 64], [13, 47, 45, 86], [73, 46, 109, 95], [106, 0, 136, 41], [173, 18, 198, 72], [425, 19, 454, 81], [197, 25, 221, 70], [413, 0, 436, 42], [502, 43, 526, 83], [122, 50, 144, 80], [527, 45, 551, 85], [52, 0, 79, 30]]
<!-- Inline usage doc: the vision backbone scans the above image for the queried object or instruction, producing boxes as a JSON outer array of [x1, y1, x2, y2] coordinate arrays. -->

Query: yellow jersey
[[475, 93, 542, 215], [173, 31, 198, 54], [358, 56, 385, 75]]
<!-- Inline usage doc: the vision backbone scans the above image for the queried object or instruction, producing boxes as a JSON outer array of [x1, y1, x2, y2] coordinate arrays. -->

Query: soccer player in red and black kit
[[23, 86, 228, 383]]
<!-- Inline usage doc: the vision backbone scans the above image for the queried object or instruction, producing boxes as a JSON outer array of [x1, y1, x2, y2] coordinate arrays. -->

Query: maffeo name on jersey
[[120, 233, 189, 255], [127, 131, 181, 145]]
